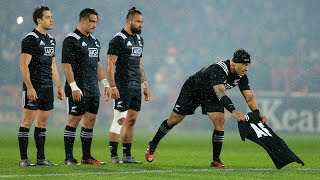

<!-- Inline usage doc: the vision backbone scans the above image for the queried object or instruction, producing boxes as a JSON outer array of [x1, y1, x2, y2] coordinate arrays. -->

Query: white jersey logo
[[88, 48, 98, 57], [44, 47, 54, 56], [131, 47, 142, 56]]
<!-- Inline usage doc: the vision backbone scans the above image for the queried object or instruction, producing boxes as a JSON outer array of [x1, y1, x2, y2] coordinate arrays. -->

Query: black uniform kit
[[62, 29, 101, 115], [174, 60, 250, 115], [21, 29, 56, 110], [238, 112, 305, 169], [107, 29, 144, 112]]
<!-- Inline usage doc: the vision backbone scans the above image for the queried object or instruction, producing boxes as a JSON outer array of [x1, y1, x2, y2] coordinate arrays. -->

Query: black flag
[[238, 112, 305, 169]]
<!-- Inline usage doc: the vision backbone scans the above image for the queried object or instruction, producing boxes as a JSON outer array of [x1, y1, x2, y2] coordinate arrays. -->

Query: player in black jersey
[[18, 6, 65, 167], [62, 8, 111, 165], [145, 49, 267, 168], [107, 7, 151, 163]]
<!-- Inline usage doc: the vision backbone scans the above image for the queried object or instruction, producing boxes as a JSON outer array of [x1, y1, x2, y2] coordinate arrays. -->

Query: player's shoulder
[[23, 32, 38, 41], [65, 32, 81, 41], [109, 32, 126, 45], [113, 31, 127, 40], [47, 33, 55, 39], [63, 32, 81, 45], [214, 60, 229, 75], [21, 32, 39, 45], [136, 34, 143, 41]]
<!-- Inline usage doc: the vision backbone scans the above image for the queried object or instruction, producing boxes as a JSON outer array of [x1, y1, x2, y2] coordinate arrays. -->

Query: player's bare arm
[[139, 58, 150, 101], [213, 84, 245, 121], [97, 61, 111, 101], [52, 57, 65, 100], [20, 53, 37, 101], [62, 63, 82, 102], [241, 90, 267, 123], [213, 84, 226, 99], [106, 54, 120, 99]]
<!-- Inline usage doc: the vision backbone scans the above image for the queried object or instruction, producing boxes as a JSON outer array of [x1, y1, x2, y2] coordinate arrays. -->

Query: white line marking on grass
[[1, 168, 319, 178]]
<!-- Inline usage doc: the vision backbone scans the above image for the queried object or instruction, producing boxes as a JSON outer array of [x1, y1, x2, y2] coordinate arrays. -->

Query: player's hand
[[57, 87, 66, 100], [111, 88, 120, 99], [232, 110, 246, 121], [27, 88, 38, 101], [104, 87, 112, 101], [72, 89, 83, 102], [261, 115, 268, 123], [143, 87, 151, 101]]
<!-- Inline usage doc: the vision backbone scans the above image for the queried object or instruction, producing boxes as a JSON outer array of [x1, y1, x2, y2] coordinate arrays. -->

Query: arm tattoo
[[140, 68, 146, 83], [213, 84, 226, 100]]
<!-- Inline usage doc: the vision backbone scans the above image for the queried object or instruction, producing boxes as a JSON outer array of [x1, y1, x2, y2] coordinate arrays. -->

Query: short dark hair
[[233, 49, 251, 63], [33, 6, 50, 25], [126, 7, 142, 20], [79, 8, 99, 21]]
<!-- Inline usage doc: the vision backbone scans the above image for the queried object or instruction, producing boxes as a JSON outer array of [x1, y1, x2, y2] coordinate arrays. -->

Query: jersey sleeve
[[52, 38, 56, 58], [238, 74, 251, 91], [107, 36, 123, 56], [61, 37, 77, 63], [140, 36, 144, 58], [208, 64, 228, 86], [21, 36, 37, 55]]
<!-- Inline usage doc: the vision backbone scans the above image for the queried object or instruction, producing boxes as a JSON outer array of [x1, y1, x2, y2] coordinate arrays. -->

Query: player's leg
[[145, 112, 186, 162], [64, 97, 82, 165], [34, 87, 57, 165], [34, 110, 55, 165], [109, 87, 130, 163], [121, 109, 139, 163], [121, 89, 142, 163], [146, 79, 196, 162], [109, 109, 127, 163], [18, 90, 37, 166], [207, 112, 226, 168], [80, 97, 105, 165], [18, 108, 37, 166]]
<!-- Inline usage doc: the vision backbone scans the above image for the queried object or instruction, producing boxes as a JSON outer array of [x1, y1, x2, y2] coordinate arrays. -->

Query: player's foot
[[65, 158, 80, 165], [210, 160, 225, 168], [36, 159, 58, 166], [19, 159, 36, 167], [122, 156, 142, 164], [145, 141, 157, 162], [109, 156, 119, 164], [81, 157, 106, 165]]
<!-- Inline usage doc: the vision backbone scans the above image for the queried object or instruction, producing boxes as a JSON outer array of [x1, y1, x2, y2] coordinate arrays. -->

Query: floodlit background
[[0, 0, 319, 133]]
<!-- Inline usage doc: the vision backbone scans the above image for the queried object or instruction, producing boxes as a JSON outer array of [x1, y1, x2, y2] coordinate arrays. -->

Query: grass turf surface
[[0, 127, 319, 179]]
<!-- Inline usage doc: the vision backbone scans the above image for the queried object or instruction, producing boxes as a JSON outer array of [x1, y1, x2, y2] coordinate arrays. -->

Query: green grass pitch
[[0, 127, 319, 179]]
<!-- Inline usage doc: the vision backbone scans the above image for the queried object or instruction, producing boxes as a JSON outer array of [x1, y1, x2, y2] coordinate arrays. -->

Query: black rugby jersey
[[62, 29, 101, 97], [107, 29, 144, 88], [190, 60, 250, 92], [21, 29, 56, 90]]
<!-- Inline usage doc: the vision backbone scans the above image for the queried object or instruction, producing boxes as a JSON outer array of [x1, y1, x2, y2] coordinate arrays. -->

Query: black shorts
[[173, 78, 224, 115], [22, 87, 54, 111], [67, 96, 100, 116], [114, 86, 141, 112]]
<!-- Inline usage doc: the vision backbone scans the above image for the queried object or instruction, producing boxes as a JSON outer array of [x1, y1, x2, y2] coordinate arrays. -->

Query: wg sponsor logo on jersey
[[88, 48, 98, 57], [44, 47, 54, 56], [131, 47, 142, 56]]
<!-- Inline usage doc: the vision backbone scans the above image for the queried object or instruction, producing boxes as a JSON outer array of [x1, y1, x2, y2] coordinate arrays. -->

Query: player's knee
[[109, 110, 127, 134]]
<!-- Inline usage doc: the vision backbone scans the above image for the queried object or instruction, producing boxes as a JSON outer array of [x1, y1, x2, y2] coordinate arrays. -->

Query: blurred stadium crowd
[[0, 0, 319, 128]]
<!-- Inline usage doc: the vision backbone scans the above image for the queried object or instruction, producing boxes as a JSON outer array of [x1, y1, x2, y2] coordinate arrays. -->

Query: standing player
[[62, 8, 111, 165], [18, 6, 65, 166], [107, 7, 151, 163], [145, 49, 267, 168]]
